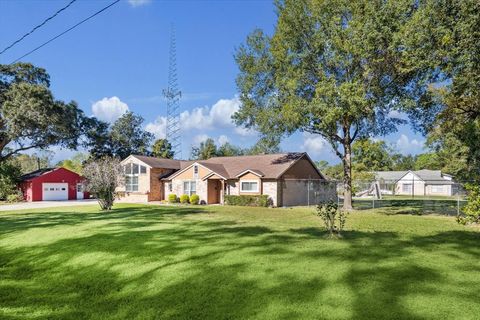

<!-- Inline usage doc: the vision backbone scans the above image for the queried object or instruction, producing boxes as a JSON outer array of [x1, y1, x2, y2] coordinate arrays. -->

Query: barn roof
[[19, 168, 56, 181]]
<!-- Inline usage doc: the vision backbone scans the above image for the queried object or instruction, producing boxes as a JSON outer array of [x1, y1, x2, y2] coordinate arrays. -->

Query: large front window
[[402, 183, 412, 193], [183, 181, 196, 196], [241, 181, 259, 192], [125, 163, 139, 192]]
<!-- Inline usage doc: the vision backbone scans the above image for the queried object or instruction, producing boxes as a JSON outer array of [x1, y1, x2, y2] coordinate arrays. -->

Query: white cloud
[[388, 110, 408, 120], [128, 0, 151, 7], [217, 135, 229, 145], [193, 134, 209, 145], [180, 97, 241, 130], [91, 96, 129, 123], [145, 116, 167, 139], [396, 134, 424, 154], [301, 133, 326, 156]]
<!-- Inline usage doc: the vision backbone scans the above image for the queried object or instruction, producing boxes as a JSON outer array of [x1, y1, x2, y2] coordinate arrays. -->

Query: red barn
[[19, 167, 89, 202]]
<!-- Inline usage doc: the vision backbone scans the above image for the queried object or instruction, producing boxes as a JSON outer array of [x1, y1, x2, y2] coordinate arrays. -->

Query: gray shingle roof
[[374, 169, 454, 184]]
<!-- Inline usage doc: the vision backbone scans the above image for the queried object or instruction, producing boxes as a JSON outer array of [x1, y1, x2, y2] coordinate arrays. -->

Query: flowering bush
[[83, 157, 124, 211]]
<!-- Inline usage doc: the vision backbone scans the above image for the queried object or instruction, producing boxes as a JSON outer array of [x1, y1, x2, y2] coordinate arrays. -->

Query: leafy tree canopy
[[191, 138, 218, 160], [0, 63, 91, 161], [234, 0, 417, 209], [56, 152, 88, 174], [152, 139, 174, 159], [352, 139, 394, 172], [85, 112, 153, 160]]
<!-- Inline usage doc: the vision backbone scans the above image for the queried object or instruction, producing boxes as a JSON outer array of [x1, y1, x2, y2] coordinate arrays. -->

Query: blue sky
[[0, 0, 426, 164]]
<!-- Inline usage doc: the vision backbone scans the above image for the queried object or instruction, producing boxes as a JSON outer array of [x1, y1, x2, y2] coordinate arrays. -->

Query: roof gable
[[164, 152, 321, 180], [124, 155, 186, 170]]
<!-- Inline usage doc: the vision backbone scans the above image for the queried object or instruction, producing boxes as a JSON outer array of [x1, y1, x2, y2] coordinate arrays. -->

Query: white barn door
[[42, 183, 68, 201]]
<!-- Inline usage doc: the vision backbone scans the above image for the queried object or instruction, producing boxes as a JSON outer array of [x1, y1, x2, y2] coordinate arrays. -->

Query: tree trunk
[[342, 142, 353, 211]]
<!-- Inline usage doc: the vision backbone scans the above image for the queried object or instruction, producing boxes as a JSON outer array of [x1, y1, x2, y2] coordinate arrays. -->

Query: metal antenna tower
[[163, 25, 182, 158]]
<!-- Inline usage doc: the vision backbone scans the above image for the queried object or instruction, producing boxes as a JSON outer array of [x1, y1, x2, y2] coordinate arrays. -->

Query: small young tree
[[315, 201, 347, 238], [83, 157, 124, 211]]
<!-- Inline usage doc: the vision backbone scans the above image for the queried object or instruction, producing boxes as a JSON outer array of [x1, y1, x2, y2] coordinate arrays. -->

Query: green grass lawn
[[1, 204, 479, 319]]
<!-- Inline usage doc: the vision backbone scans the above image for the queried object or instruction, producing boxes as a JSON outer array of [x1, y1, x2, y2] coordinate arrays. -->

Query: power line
[[0, 0, 78, 55], [10, 0, 121, 64]]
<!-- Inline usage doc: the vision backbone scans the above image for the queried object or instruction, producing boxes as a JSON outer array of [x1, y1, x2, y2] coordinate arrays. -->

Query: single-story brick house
[[19, 167, 89, 201], [374, 169, 457, 196], [118, 153, 335, 206]]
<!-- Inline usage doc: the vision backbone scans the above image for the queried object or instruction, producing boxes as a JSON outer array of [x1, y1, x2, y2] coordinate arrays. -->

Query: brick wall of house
[[262, 180, 278, 206]]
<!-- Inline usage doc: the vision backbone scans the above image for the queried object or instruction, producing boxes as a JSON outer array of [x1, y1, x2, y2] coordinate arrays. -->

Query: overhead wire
[[9, 0, 121, 64], [0, 0, 78, 55]]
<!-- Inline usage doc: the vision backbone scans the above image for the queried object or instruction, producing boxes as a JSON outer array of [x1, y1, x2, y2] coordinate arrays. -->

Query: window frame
[[402, 183, 412, 193], [124, 162, 139, 192], [193, 165, 199, 179], [240, 180, 259, 193], [183, 180, 196, 196]]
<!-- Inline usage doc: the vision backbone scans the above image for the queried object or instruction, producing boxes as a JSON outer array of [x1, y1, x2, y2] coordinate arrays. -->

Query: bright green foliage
[[151, 139, 174, 159], [217, 142, 245, 157], [110, 112, 154, 160], [400, 0, 480, 179], [0, 63, 90, 161], [425, 129, 478, 181], [0, 204, 478, 319], [352, 139, 394, 172], [168, 194, 178, 203], [315, 201, 347, 238], [6, 190, 23, 203], [224, 195, 270, 207], [191, 138, 218, 160], [189, 194, 200, 205], [0, 161, 21, 200], [413, 153, 441, 171], [8, 151, 52, 174], [458, 183, 480, 225], [56, 153, 88, 174], [179, 194, 190, 204], [391, 154, 416, 171], [234, 0, 416, 209]]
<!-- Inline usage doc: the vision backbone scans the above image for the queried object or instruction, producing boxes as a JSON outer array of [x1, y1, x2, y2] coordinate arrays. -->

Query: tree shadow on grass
[[0, 208, 479, 319], [0, 205, 206, 235], [292, 226, 480, 319]]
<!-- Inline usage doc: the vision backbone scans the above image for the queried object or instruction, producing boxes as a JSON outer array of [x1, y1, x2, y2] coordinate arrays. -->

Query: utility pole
[[163, 24, 182, 158]]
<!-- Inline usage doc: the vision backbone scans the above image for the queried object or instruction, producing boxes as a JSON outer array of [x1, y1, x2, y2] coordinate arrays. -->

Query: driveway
[[0, 199, 98, 211]]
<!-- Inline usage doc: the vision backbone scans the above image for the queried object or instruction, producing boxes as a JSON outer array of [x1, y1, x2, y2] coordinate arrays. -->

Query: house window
[[124, 163, 139, 192], [183, 181, 196, 196], [140, 165, 147, 174], [168, 182, 172, 192], [241, 181, 259, 192], [402, 184, 412, 193], [193, 165, 199, 179], [431, 185, 444, 193]]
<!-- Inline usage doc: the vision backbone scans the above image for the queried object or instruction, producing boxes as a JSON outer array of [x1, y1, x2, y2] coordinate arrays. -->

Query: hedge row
[[224, 195, 271, 207]]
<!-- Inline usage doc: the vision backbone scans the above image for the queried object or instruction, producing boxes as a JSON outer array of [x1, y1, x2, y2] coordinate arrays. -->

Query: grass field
[[1, 204, 479, 319]]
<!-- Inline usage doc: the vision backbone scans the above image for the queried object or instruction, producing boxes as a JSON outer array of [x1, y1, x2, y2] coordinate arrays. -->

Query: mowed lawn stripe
[[0, 204, 479, 319]]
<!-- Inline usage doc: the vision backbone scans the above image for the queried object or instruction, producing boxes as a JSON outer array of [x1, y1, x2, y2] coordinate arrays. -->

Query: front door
[[76, 183, 84, 200], [207, 180, 221, 204]]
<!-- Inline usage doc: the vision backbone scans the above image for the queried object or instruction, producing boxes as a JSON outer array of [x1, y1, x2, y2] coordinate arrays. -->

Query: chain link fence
[[302, 178, 474, 216]]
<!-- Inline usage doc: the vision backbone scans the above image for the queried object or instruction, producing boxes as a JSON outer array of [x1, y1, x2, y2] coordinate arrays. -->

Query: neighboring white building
[[374, 169, 456, 196]]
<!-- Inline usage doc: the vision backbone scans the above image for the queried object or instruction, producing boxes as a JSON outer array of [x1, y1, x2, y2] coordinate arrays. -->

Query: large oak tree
[[234, 0, 416, 209], [0, 63, 90, 161]]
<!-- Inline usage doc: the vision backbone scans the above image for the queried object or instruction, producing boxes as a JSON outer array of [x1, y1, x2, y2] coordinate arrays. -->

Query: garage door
[[42, 183, 69, 201]]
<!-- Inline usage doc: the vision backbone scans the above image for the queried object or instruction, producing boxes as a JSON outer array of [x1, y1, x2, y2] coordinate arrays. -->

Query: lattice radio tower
[[163, 25, 182, 158]]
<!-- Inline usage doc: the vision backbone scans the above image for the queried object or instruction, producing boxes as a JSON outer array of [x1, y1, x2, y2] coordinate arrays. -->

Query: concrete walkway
[[0, 199, 98, 211]]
